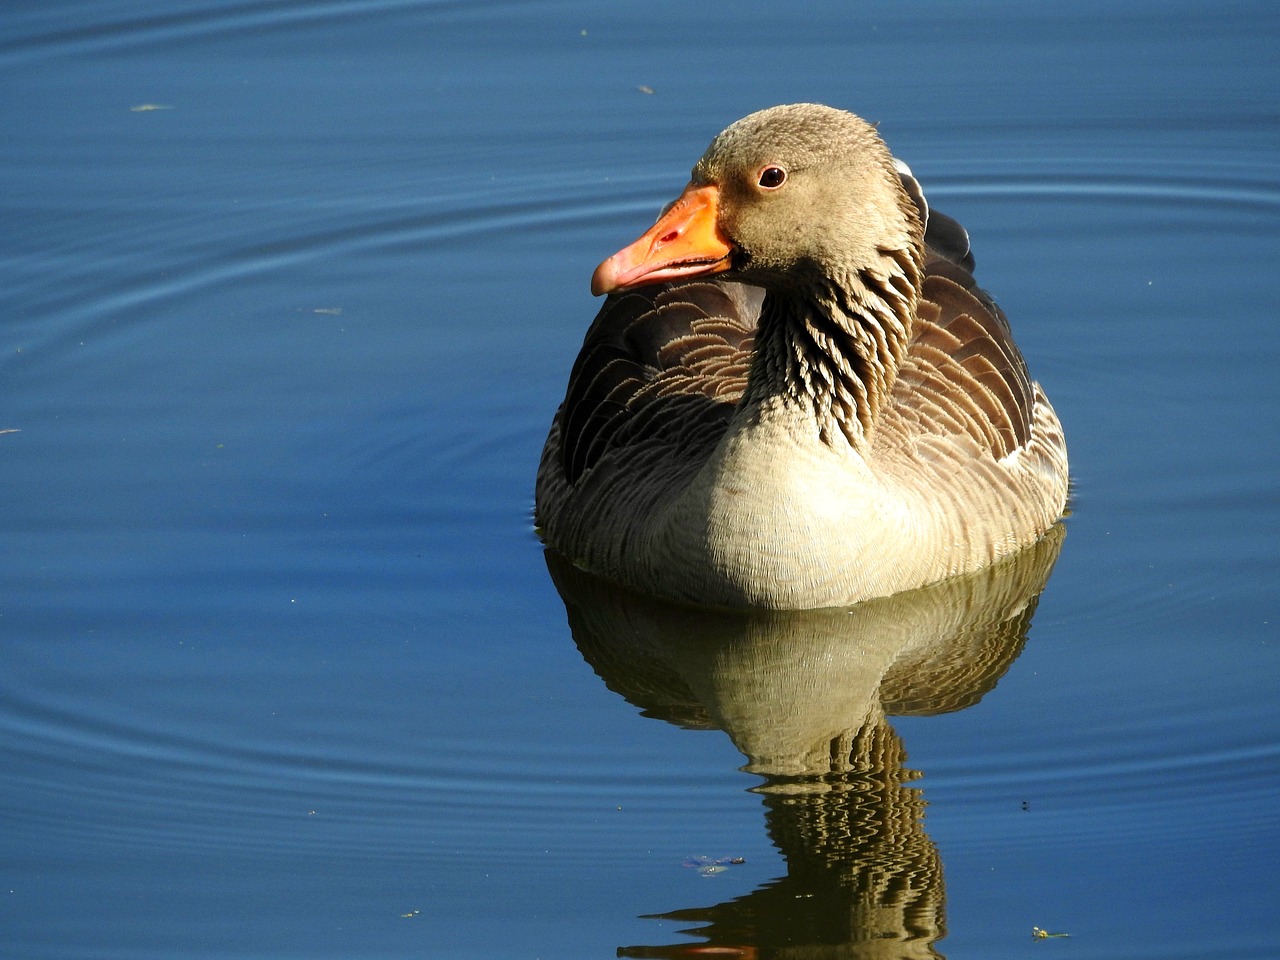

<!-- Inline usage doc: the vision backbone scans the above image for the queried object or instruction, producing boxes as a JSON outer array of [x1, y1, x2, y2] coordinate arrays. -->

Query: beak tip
[[589, 261, 615, 297]]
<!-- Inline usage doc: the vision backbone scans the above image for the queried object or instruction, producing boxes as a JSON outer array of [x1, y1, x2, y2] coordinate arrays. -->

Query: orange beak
[[590, 183, 734, 296]]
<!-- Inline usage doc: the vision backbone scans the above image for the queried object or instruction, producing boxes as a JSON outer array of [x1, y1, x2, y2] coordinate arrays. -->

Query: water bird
[[536, 104, 1068, 609]]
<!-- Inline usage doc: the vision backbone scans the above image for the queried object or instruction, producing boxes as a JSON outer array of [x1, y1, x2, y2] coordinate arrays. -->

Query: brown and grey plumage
[[536, 104, 1068, 609]]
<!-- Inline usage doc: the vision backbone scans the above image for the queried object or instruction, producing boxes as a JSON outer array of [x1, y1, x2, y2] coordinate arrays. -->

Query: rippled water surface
[[4, 2, 1278, 958]]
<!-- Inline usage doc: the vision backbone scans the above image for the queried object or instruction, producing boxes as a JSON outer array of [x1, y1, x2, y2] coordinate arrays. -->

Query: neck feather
[[741, 245, 921, 449]]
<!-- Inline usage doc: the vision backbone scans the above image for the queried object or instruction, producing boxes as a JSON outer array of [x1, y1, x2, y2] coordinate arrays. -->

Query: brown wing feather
[[552, 281, 760, 486], [888, 263, 1035, 462], [902, 168, 1033, 459]]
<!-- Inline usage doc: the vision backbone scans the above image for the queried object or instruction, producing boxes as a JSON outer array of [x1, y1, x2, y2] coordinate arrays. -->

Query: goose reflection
[[544, 525, 1064, 959]]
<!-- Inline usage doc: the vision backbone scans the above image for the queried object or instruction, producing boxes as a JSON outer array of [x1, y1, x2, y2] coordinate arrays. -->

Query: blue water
[[3, 2, 1278, 958]]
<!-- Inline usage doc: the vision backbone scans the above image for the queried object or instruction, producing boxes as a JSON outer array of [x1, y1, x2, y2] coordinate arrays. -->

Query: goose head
[[591, 103, 924, 298]]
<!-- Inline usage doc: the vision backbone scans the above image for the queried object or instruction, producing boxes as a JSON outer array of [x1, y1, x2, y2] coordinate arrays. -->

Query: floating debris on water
[[1032, 926, 1070, 939], [683, 856, 746, 877]]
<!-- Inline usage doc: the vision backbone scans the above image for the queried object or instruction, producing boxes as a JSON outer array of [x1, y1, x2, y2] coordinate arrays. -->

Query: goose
[[535, 103, 1068, 610]]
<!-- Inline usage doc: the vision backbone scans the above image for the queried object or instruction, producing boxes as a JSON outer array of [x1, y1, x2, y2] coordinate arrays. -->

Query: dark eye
[[757, 165, 787, 189]]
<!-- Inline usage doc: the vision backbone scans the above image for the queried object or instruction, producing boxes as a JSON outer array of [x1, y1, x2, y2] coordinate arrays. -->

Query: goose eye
[[757, 165, 787, 189]]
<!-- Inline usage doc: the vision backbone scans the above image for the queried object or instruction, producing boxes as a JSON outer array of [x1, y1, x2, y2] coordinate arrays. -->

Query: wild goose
[[536, 104, 1068, 610]]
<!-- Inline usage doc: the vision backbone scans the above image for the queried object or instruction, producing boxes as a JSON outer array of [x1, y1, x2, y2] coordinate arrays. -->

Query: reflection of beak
[[591, 183, 734, 296]]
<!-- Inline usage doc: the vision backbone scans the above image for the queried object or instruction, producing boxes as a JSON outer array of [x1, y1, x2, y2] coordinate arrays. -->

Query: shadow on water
[[545, 526, 1065, 958]]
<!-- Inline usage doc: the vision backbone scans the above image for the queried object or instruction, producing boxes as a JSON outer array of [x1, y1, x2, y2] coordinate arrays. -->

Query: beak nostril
[[658, 230, 679, 244]]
